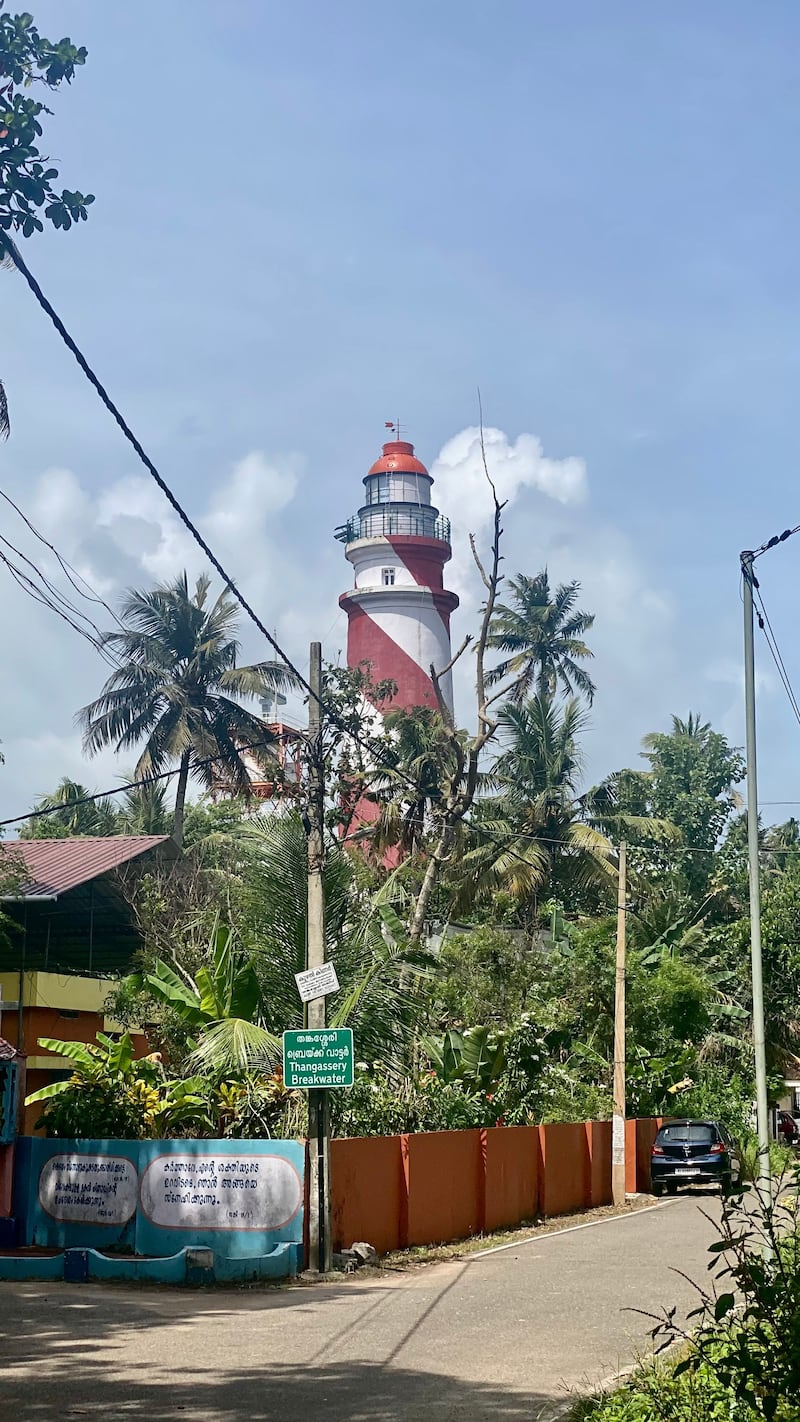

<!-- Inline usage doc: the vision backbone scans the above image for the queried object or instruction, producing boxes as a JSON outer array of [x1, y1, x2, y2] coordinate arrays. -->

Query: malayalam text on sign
[[283, 1028, 354, 1088], [294, 961, 340, 1004]]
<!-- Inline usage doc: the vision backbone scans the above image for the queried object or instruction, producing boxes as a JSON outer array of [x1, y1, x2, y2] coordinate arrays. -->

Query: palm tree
[[368, 707, 463, 857], [460, 695, 613, 910], [79, 572, 295, 848], [116, 775, 171, 836], [20, 777, 119, 839], [459, 695, 675, 913], [487, 571, 596, 704]]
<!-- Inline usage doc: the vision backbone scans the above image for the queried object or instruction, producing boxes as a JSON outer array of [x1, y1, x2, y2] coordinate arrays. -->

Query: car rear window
[[656, 1124, 717, 1145]]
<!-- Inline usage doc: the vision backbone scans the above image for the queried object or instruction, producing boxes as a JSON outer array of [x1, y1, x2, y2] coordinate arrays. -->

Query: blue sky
[[3, 1, 800, 821]]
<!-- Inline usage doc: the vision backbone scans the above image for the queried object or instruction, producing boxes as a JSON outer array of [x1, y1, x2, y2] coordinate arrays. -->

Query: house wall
[[0, 972, 148, 1133]]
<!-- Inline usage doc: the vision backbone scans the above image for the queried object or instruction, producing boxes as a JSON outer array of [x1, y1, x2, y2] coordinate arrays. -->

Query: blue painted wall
[[14, 1138, 140, 1252], [13, 1137, 305, 1259]]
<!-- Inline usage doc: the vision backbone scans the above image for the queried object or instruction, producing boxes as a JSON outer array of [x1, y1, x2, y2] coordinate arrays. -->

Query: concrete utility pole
[[612, 841, 627, 1208], [306, 642, 332, 1273], [741, 552, 772, 1222]]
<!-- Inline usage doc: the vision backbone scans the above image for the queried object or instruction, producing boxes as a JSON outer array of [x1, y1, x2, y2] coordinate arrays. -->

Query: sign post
[[283, 1029, 354, 1089]]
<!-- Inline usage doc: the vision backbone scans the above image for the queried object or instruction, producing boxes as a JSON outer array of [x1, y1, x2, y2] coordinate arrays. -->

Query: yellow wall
[[0, 969, 110, 1012]]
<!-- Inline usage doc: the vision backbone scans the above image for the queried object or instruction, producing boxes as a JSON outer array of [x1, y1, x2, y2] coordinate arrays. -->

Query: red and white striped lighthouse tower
[[336, 435, 459, 713]]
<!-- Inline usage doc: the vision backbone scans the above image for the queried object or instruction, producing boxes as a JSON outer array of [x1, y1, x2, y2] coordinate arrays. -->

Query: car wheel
[[666, 1181, 679, 1196], [652, 1182, 664, 1198], [721, 1171, 732, 1196]]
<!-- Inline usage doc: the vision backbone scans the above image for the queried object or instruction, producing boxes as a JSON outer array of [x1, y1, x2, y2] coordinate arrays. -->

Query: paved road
[[0, 1195, 721, 1421]]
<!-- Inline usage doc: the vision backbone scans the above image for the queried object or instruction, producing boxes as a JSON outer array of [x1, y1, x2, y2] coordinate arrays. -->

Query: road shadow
[[0, 1281, 570, 1421]]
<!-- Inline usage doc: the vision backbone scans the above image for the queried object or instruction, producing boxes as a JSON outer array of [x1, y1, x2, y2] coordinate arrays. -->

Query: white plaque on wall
[[138, 1152, 303, 1232], [38, 1154, 138, 1226]]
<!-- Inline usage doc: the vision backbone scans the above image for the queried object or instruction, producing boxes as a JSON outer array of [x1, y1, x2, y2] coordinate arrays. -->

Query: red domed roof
[[367, 440, 430, 478]]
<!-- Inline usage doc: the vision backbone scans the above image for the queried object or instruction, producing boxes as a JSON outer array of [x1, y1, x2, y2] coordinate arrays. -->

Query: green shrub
[[581, 1169, 800, 1421]]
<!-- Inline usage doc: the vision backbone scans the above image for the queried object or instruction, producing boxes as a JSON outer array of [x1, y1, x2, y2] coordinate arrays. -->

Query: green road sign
[[282, 1028, 354, 1089]]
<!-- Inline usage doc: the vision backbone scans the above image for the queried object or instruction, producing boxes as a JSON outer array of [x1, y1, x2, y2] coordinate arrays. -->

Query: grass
[[369, 1196, 660, 1272]]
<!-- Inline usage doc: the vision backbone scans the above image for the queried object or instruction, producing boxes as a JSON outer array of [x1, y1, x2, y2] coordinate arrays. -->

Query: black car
[[651, 1119, 741, 1196]]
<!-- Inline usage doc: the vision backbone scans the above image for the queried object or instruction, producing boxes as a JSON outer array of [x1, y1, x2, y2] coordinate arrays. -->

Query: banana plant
[[127, 913, 280, 1073], [424, 1025, 507, 1091], [25, 1030, 148, 1106]]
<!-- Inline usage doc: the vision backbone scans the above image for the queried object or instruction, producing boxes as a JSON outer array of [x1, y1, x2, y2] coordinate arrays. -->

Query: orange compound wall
[[402, 1129, 484, 1247], [330, 1134, 405, 1256], [585, 1120, 612, 1207], [537, 1122, 590, 1218], [329, 1119, 662, 1256], [635, 1117, 662, 1193], [482, 1126, 539, 1232], [625, 1119, 638, 1194]]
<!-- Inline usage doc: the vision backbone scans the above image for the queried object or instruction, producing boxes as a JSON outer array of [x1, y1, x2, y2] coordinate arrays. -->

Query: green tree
[[458, 695, 664, 914], [715, 859, 800, 1077], [0, 4, 93, 237], [1, 4, 94, 436], [129, 913, 278, 1074], [487, 570, 596, 704], [79, 572, 294, 848], [369, 706, 463, 857], [115, 775, 171, 836], [641, 714, 745, 897], [20, 776, 118, 838], [763, 817, 800, 876], [434, 925, 543, 1028]]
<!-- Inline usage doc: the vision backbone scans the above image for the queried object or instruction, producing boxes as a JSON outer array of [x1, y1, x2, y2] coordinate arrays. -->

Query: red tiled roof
[[0, 836, 176, 899]]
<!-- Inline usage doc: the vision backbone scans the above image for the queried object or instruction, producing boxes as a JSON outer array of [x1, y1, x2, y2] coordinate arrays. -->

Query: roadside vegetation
[[575, 1171, 800, 1421], [17, 558, 800, 1157]]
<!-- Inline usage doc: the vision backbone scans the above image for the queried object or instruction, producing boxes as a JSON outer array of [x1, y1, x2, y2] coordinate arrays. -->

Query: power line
[[752, 524, 800, 562], [0, 737, 292, 832], [751, 580, 800, 730], [0, 485, 123, 629], [0, 545, 119, 669], [0, 235, 436, 804]]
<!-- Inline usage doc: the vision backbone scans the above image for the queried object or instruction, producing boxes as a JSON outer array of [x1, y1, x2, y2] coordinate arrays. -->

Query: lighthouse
[[335, 436, 459, 714]]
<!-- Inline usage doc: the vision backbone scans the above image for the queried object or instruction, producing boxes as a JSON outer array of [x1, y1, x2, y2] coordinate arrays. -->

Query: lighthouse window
[[382, 567, 396, 586], [367, 475, 391, 505]]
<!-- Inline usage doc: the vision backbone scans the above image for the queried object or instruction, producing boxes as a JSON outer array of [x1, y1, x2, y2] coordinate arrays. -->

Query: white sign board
[[138, 1152, 303, 1232], [38, 1154, 138, 1226], [294, 961, 340, 1004]]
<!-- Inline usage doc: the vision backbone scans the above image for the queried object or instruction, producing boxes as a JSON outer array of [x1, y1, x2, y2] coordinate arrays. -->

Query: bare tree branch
[[406, 396, 510, 943]]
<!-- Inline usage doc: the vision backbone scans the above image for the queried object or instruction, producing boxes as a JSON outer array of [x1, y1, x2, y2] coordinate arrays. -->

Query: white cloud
[[428, 425, 685, 779], [0, 426, 757, 824], [432, 426, 587, 598], [0, 448, 308, 823]]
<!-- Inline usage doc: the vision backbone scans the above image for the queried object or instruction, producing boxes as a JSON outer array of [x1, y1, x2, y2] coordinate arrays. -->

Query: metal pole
[[612, 841, 627, 1207], [741, 552, 772, 1223], [306, 642, 332, 1273]]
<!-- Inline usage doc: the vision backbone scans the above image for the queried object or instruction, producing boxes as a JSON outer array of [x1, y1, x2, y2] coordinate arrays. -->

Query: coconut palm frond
[[188, 1018, 281, 1073]]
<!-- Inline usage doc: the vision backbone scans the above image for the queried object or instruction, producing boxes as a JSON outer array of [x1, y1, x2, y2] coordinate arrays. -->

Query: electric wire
[[0, 485, 124, 629], [752, 523, 800, 561], [751, 582, 800, 730], [0, 234, 435, 803], [0, 737, 294, 832]]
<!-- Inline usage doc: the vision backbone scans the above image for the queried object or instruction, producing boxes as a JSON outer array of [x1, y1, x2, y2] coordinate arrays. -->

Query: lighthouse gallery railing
[[334, 510, 451, 544]]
